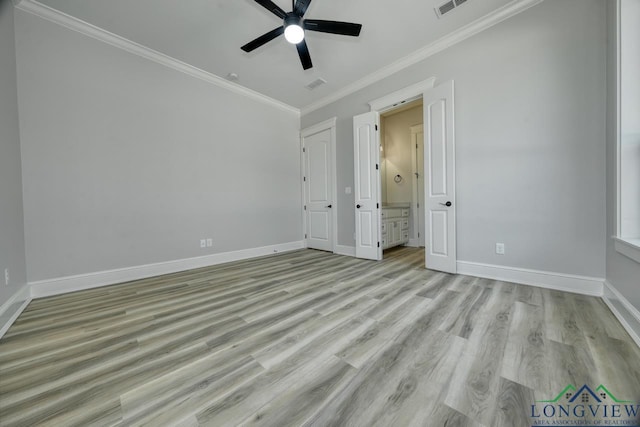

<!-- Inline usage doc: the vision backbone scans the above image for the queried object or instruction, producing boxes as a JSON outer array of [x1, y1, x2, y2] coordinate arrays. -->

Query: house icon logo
[[531, 384, 639, 426], [538, 384, 634, 404], [570, 384, 603, 404]]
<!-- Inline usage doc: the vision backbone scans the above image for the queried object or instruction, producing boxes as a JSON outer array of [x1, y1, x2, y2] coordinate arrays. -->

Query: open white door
[[353, 112, 382, 260], [423, 81, 456, 273]]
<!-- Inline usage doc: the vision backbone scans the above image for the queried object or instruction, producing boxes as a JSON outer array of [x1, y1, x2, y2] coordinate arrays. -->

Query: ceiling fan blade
[[241, 26, 284, 52], [296, 39, 313, 70], [294, 0, 312, 17], [303, 20, 362, 37], [254, 0, 287, 19]]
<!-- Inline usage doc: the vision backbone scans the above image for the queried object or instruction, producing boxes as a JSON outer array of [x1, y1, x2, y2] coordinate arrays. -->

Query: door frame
[[366, 77, 456, 272], [301, 117, 338, 253], [410, 124, 425, 248], [369, 77, 436, 113], [367, 78, 436, 257]]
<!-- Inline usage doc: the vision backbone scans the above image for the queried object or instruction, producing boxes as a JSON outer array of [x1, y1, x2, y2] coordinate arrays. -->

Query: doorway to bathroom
[[353, 79, 457, 273], [379, 100, 425, 256]]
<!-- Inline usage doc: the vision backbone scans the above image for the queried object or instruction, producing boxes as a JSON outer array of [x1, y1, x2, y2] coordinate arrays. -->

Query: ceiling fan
[[241, 0, 362, 70]]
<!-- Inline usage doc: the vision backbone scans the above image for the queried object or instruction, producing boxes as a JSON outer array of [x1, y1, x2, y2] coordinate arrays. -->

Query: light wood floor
[[1, 248, 639, 426]]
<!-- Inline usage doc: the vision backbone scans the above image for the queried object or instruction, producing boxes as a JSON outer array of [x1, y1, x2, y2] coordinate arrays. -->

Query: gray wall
[[302, 0, 607, 279], [606, 0, 640, 312], [15, 10, 302, 282], [0, 0, 28, 311]]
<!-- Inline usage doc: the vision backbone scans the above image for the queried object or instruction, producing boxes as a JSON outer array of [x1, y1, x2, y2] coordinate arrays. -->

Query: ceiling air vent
[[435, 0, 469, 18], [305, 78, 327, 91]]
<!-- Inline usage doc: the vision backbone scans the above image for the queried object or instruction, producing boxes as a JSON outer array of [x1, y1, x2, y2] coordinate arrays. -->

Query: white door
[[353, 112, 382, 260], [304, 129, 333, 252], [423, 81, 456, 273], [411, 125, 425, 247]]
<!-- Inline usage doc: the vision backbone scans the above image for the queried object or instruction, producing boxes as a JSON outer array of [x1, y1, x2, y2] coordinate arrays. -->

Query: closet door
[[303, 128, 333, 252]]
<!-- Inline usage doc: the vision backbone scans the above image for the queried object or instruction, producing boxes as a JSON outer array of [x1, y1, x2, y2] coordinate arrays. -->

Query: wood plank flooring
[[1, 247, 639, 426]]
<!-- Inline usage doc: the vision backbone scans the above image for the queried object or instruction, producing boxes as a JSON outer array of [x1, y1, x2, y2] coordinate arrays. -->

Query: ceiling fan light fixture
[[284, 15, 304, 44], [241, 1, 363, 70]]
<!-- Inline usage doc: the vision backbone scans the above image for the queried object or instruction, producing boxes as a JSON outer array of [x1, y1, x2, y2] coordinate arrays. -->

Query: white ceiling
[[33, 0, 516, 109]]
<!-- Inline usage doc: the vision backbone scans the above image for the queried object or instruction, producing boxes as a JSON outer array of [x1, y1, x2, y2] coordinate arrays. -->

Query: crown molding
[[14, 0, 300, 116], [300, 0, 544, 116], [14, 0, 543, 118]]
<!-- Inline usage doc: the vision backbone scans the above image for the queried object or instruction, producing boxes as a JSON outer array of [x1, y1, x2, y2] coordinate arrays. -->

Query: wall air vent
[[305, 78, 327, 91], [435, 0, 469, 18]]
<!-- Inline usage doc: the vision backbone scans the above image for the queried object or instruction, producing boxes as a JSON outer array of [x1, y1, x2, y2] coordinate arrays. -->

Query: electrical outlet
[[206, 238, 213, 247], [345, 187, 352, 194], [200, 239, 206, 248], [4, 268, 9, 286], [496, 243, 505, 255]]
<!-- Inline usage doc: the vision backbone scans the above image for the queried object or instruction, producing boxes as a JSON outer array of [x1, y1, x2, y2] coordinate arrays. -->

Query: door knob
[[439, 201, 452, 207], [356, 204, 361, 209], [326, 204, 332, 208]]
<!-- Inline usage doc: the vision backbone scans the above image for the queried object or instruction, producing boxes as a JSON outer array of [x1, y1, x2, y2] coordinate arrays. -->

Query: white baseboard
[[602, 280, 640, 348], [456, 261, 604, 296], [407, 239, 421, 248], [0, 284, 32, 339], [334, 245, 356, 257], [30, 241, 305, 298]]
